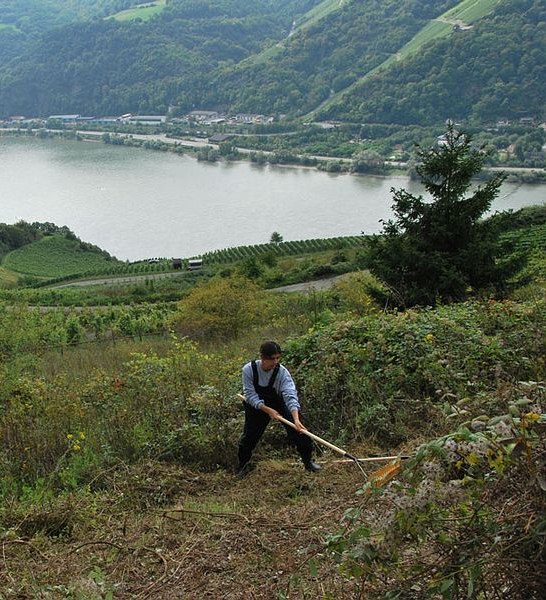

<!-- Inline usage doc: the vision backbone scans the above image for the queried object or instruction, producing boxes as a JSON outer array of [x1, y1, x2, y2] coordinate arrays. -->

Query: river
[[0, 136, 544, 261]]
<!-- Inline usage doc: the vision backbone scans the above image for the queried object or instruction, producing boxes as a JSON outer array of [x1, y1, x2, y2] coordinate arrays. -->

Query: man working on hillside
[[237, 340, 321, 479]]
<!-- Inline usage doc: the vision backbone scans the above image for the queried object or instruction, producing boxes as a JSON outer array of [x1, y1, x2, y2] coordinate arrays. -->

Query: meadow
[[109, 0, 167, 23]]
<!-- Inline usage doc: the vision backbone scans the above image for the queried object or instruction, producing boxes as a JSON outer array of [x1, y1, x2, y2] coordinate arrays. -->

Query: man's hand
[[261, 405, 282, 421], [292, 411, 307, 433]]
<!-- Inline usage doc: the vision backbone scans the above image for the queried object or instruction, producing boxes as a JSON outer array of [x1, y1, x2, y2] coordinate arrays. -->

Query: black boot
[[236, 462, 255, 480], [303, 459, 321, 473]]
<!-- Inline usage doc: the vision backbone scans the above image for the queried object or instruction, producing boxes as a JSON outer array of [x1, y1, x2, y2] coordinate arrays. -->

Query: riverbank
[[3, 126, 545, 183]]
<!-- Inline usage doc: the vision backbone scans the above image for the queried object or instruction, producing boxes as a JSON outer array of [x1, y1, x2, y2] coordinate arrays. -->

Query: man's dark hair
[[260, 341, 282, 357]]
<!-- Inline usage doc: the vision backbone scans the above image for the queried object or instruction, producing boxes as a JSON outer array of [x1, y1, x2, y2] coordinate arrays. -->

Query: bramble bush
[[170, 274, 269, 340], [284, 296, 546, 446], [324, 381, 546, 599]]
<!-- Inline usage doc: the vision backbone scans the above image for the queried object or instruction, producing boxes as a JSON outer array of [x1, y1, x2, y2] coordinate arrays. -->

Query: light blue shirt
[[242, 360, 301, 413]]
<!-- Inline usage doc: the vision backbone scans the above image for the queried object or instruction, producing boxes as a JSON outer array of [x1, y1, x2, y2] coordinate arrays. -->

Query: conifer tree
[[367, 126, 518, 307]]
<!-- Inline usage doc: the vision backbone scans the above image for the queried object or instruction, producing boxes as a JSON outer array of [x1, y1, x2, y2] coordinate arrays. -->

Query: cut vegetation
[[108, 0, 168, 23]]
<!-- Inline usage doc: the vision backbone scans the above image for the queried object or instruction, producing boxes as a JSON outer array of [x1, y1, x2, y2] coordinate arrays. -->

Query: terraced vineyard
[[27, 235, 366, 287], [500, 222, 546, 252], [3, 234, 120, 279], [201, 235, 365, 264]]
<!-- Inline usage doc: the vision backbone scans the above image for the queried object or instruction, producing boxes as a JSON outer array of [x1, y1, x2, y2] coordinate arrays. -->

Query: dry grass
[[0, 450, 389, 599]]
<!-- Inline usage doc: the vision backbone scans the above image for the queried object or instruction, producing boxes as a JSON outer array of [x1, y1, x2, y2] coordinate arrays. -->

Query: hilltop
[[0, 266, 544, 597]]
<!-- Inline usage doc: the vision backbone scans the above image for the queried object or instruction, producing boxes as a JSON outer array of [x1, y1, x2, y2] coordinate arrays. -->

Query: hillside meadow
[[0, 212, 545, 596]]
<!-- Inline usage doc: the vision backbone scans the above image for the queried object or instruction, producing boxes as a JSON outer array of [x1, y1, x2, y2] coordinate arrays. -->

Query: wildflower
[[424, 333, 435, 343], [66, 433, 73, 440], [79, 431, 86, 439], [72, 443, 81, 452]]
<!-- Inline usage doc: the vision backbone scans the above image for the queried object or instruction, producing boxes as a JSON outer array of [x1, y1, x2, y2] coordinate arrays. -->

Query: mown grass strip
[[293, 0, 344, 31], [444, 0, 500, 23], [241, 0, 345, 67], [108, 0, 167, 23], [0, 266, 19, 287]]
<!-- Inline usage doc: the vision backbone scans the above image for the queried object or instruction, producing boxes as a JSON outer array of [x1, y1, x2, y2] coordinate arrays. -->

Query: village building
[[188, 110, 220, 122], [48, 114, 81, 123], [234, 113, 265, 124], [127, 115, 166, 124]]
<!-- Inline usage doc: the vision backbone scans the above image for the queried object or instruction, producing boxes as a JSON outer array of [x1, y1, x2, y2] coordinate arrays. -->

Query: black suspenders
[[251, 360, 280, 393]]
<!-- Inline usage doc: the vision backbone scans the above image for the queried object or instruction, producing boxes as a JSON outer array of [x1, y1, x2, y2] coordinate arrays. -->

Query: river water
[[0, 136, 544, 261]]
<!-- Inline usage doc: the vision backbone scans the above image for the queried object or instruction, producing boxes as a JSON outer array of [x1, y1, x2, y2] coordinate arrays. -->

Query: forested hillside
[[0, 0, 320, 116], [0, 0, 133, 60], [205, 0, 460, 116], [0, 0, 544, 126], [320, 0, 546, 125]]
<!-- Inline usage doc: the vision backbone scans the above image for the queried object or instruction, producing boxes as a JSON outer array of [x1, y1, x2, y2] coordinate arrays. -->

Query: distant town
[[1, 110, 275, 127]]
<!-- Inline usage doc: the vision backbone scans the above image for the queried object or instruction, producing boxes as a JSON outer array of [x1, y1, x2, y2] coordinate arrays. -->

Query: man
[[237, 340, 321, 479]]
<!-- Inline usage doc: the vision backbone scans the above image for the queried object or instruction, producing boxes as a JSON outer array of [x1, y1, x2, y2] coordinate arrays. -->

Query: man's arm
[[277, 367, 301, 413], [278, 367, 306, 432], [242, 363, 263, 409]]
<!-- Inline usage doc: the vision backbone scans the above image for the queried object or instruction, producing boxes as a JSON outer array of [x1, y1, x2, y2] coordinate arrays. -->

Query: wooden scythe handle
[[237, 393, 351, 458]]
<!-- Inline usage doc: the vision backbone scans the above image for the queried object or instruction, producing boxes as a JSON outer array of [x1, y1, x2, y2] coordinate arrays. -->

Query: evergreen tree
[[367, 126, 518, 307], [270, 231, 283, 246]]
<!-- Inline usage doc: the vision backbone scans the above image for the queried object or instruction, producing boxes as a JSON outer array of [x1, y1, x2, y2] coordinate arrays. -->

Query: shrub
[[170, 275, 269, 339]]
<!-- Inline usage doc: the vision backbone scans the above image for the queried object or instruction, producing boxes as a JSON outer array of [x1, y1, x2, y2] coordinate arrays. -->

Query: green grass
[[500, 222, 546, 252], [293, 0, 345, 31], [0, 266, 19, 288], [3, 234, 121, 278], [396, 20, 452, 60], [108, 0, 166, 23], [444, 0, 501, 23]]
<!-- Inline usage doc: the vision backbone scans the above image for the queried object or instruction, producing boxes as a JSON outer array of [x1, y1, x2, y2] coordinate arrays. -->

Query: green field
[[0, 265, 19, 287], [109, 0, 167, 23], [396, 19, 451, 60], [444, 0, 500, 23], [293, 0, 344, 31], [500, 222, 546, 252], [3, 234, 121, 278]]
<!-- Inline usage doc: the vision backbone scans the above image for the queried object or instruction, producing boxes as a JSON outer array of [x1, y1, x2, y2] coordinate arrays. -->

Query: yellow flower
[[79, 431, 86, 439], [72, 443, 81, 452], [66, 433, 73, 440], [523, 412, 540, 421], [424, 333, 435, 343]]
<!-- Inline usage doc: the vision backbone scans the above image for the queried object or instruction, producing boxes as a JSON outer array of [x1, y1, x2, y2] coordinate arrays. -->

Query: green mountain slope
[[205, 0, 460, 117], [3, 234, 119, 278], [318, 0, 546, 124], [0, 0, 543, 126], [0, 0, 321, 116], [0, 1, 133, 64], [304, 0, 486, 115]]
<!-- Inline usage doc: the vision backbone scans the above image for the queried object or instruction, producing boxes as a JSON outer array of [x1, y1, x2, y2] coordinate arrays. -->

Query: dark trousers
[[238, 401, 313, 467]]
